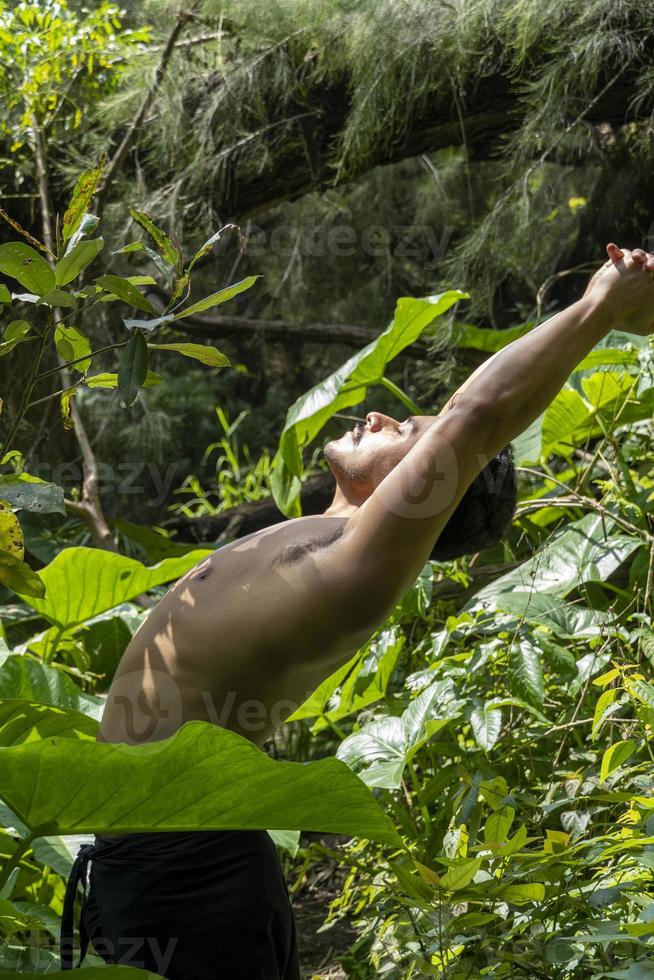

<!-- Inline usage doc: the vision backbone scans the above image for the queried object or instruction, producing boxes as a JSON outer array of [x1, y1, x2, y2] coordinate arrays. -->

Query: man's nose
[[366, 412, 398, 432]]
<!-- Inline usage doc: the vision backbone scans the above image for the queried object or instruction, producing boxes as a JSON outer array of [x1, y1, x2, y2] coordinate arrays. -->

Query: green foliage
[[300, 333, 654, 978], [0, 160, 256, 596], [22, 546, 212, 628], [0, 719, 399, 843]]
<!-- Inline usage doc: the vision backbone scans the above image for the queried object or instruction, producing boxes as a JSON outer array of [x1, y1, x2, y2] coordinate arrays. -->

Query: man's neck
[[322, 484, 361, 519]]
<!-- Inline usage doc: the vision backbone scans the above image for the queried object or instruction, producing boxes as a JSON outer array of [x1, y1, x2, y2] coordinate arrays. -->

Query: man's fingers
[[632, 248, 647, 265], [606, 242, 625, 262]]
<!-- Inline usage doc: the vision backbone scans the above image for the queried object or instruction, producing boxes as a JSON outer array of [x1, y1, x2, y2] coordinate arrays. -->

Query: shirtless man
[[63, 244, 654, 979]]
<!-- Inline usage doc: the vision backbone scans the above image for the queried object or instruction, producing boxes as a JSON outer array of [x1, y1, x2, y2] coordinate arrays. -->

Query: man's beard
[[324, 439, 367, 484]]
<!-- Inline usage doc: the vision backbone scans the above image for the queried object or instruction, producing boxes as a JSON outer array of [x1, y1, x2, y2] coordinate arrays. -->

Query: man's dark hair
[[429, 444, 517, 561]]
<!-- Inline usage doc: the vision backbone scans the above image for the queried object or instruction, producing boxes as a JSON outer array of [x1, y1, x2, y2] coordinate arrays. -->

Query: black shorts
[[60, 829, 301, 980]]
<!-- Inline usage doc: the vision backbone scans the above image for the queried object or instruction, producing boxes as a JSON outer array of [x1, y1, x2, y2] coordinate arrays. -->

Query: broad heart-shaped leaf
[[54, 324, 91, 372], [148, 342, 230, 367], [62, 159, 105, 242], [55, 238, 103, 286], [466, 513, 640, 612], [0, 655, 104, 720], [508, 640, 545, 708], [0, 548, 45, 598], [0, 243, 54, 295], [21, 546, 213, 630], [0, 475, 65, 515], [0, 699, 98, 746], [0, 720, 400, 846], [174, 275, 260, 319], [0, 968, 165, 979], [118, 331, 148, 408], [95, 274, 156, 313], [520, 368, 654, 464], [272, 291, 466, 515]]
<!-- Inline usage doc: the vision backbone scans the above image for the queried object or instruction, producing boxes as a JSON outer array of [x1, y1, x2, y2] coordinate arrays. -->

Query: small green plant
[[172, 408, 273, 517]]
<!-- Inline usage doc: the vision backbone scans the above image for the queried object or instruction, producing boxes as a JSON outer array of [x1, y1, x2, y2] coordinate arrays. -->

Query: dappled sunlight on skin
[[97, 512, 373, 750], [96, 409, 467, 754]]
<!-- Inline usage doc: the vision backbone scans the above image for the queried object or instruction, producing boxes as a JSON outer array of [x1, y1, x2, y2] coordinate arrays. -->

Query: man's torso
[[98, 514, 375, 746]]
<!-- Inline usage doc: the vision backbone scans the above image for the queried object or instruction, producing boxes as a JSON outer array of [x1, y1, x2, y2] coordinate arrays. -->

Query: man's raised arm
[[330, 245, 654, 623]]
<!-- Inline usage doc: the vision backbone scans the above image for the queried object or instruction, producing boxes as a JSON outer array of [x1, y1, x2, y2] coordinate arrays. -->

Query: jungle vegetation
[[0, 1, 653, 977]]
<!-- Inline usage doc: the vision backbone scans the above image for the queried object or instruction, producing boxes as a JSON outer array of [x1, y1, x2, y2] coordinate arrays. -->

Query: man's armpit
[[270, 525, 346, 569]]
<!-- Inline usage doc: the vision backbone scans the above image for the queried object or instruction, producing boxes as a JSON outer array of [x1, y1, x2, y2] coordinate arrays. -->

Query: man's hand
[[584, 243, 654, 336]]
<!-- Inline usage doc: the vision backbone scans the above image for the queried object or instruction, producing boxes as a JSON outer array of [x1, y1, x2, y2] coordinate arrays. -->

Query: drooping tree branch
[[195, 66, 648, 220]]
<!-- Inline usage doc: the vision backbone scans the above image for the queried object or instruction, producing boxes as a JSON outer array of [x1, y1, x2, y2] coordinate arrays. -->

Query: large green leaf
[[0, 655, 104, 720], [22, 546, 212, 629], [467, 514, 640, 611], [0, 243, 54, 295], [451, 321, 533, 352], [0, 474, 66, 515], [519, 368, 654, 464], [488, 592, 614, 638], [469, 702, 503, 751], [0, 720, 400, 845], [402, 677, 465, 759], [272, 290, 466, 515], [0, 699, 98, 746]]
